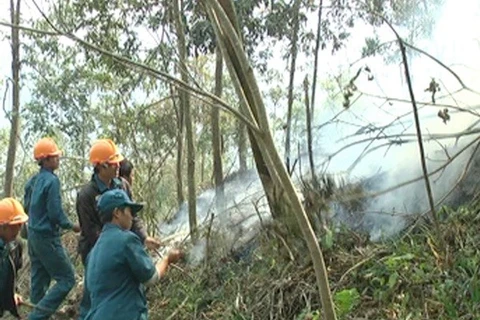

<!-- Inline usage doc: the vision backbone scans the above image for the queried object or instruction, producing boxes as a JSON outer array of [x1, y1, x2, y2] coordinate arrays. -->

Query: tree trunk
[[310, 0, 323, 122], [4, 0, 21, 197], [217, 0, 279, 218], [303, 77, 315, 181], [237, 116, 247, 172], [201, 150, 205, 183], [284, 0, 301, 173], [205, 1, 337, 318], [173, 0, 197, 240], [212, 47, 224, 211], [174, 85, 185, 207]]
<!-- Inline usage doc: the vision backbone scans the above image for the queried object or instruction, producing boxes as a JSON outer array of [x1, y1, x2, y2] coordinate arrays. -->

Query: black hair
[[119, 159, 134, 179], [100, 206, 128, 224], [37, 156, 52, 167], [100, 210, 113, 224]]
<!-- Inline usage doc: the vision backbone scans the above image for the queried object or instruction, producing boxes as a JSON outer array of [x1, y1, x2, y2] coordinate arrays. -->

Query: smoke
[[186, 239, 207, 267], [158, 0, 480, 259]]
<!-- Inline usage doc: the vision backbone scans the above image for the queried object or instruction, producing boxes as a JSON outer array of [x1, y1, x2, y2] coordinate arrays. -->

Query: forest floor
[[9, 199, 480, 320]]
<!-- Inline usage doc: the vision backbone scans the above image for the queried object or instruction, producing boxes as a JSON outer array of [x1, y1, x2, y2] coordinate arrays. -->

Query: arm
[[152, 249, 183, 282], [46, 177, 73, 230], [76, 190, 102, 247], [23, 176, 35, 214], [124, 234, 158, 286], [10, 240, 24, 306]]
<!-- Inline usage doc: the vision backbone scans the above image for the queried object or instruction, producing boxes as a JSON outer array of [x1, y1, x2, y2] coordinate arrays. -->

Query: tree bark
[[173, 0, 197, 240], [237, 116, 247, 172], [173, 85, 185, 207], [284, 0, 301, 173], [4, 0, 21, 197], [212, 47, 224, 210], [304, 77, 315, 181], [310, 0, 323, 122]]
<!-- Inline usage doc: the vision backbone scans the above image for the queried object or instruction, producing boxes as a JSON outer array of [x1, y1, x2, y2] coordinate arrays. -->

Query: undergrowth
[[7, 201, 480, 319], [148, 201, 480, 320]]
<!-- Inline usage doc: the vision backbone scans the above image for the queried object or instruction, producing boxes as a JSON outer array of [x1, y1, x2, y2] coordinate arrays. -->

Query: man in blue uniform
[[0, 197, 28, 319], [84, 189, 182, 320], [76, 139, 161, 319], [24, 138, 80, 320]]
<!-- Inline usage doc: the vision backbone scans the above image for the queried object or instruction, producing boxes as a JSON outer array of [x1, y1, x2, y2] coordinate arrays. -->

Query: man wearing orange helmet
[[0, 198, 28, 319], [76, 139, 161, 319], [24, 137, 81, 320]]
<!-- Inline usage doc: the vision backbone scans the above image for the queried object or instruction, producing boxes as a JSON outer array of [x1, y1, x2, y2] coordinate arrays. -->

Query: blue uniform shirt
[[94, 174, 124, 194], [24, 168, 73, 236], [85, 223, 156, 320]]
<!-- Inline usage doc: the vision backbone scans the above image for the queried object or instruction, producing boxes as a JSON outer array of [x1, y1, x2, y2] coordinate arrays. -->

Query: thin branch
[[360, 92, 480, 117], [403, 41, 479, 95], [322, 128, 480, 167], [334, 135, 480, 203], [0, 19, 261, 134]]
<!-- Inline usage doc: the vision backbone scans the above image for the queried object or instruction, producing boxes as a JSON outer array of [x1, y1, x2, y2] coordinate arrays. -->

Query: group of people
[[0, 137, 182, 320]]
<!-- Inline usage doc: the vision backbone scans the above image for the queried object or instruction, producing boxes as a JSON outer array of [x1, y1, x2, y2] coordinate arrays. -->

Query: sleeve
[[76, 190, 102, 246], [124, 233, 157, 284], [23, 176, 34, 214], [10, 240, 23, 272], [46, 177, 73, 230]]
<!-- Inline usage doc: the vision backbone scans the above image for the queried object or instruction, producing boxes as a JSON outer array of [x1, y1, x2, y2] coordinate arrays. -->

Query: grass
[[148, 201, 480, 319]]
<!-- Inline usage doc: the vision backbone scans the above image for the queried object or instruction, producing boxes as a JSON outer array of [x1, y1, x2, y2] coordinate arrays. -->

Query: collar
[[102, 222, 123, 232], [40, 167, 54, 174], [94, 174, 110, 194], [93, 174, 123, 194]]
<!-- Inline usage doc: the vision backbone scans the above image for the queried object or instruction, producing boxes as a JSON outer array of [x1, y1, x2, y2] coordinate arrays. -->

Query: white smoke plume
[[158, 0, 480, 258]]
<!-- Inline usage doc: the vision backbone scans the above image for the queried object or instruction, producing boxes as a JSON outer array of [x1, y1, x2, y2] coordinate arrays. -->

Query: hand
[[167, 248, 184, 265], [145, 236, 162, 250], [72, 223, 81, 233], [14, 293, 23, 306]]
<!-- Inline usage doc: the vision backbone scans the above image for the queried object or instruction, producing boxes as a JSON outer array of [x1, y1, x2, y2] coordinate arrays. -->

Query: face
[[114, 207, 133, 230], [44, 156, 60, 170], [100, 162, 120, 180], [0, 224, 22, 243]]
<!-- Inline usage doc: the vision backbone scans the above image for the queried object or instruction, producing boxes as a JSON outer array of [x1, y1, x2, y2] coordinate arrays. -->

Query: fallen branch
[[165, 296, 188, 320], [335, 248, 386, 287]]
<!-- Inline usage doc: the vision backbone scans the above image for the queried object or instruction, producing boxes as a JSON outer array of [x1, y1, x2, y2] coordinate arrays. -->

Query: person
[[84, 189, 182, 320], [24, 137, 80, 320], [76, 139, 161, 319], [119, 159, 134, 199], [0, 198, 28, 319]]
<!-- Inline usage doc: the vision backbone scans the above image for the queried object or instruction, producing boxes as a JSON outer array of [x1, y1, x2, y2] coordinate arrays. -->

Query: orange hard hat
[[89, 139, 124, 165], [34, 137, 62, 160], [0, 198, 28, 225]]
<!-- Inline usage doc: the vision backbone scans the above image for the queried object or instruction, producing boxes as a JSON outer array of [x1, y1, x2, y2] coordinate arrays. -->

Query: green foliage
[[334, 288, 360, 317], [142, 202, 480, 319]]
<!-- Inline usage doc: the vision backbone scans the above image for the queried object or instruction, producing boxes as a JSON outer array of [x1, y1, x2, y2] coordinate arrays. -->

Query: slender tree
[[4, 0, 21, 197], [173, 0, 197, 240]]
